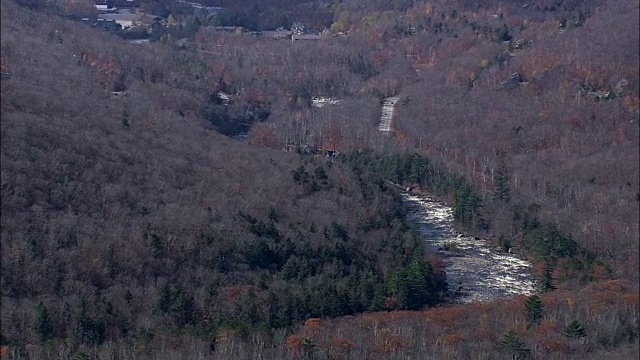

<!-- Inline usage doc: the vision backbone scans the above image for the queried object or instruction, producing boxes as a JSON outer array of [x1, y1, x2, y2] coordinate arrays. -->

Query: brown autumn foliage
[[393, 0, 639, 281], [285, 279, 638, 359], [1, 0, 638, 358], [1, 0, 451, 357]]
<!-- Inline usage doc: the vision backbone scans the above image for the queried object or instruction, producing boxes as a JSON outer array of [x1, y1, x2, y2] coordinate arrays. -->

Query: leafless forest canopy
[[1, 0, 638, 359]]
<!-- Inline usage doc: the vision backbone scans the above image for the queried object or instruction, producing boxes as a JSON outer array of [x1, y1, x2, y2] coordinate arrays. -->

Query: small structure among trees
[[499, 72, 527, 89]]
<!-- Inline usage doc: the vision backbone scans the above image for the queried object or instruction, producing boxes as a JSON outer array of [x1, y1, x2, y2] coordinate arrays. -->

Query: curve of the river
[[403, 193, 536, 304]]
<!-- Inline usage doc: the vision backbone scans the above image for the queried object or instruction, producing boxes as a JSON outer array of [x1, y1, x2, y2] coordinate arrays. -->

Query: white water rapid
[[404, 193, 536, 304]]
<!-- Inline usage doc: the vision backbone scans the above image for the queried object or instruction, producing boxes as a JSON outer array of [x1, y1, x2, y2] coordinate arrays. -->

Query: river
[[403, 193, 536, 304]]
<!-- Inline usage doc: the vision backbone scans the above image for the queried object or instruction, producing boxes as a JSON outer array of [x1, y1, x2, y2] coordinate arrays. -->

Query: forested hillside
[[0, 1, 447, 357], [1, 0, 638, 359]]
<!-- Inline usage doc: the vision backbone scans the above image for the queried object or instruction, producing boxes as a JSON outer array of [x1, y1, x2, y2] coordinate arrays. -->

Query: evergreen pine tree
[[524, 295, 544, 327], [240, 293, 261, 326], [452, 186, 466, 221], [468, 191, 482, 223], [564, 320, 587, 338], [406, 257, 434, 309], [407, 155, 426, 184], [75, 299, 105, 345], [156, 284, 173, 314], [499, 331, 531, 359], [493, 168, 510, 202], [121, 106, 129, 128], [538, 259, 556, 293], [35, 302, 54, 342], [453, 185, 481, 224]]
